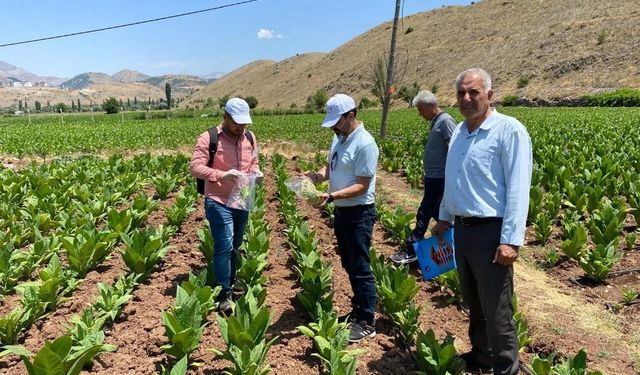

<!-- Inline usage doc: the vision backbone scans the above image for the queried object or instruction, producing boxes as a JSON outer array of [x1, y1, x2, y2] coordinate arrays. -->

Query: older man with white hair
[[432, 68, 532, 375], [390, 90, 456, 264]]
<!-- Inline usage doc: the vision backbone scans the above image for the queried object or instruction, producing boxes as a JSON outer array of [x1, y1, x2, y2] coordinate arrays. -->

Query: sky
[[0, 0, 470, 79]]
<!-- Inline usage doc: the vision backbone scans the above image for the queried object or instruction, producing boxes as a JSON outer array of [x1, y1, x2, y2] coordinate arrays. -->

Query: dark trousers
[[412, 177, 445, 242], [454, 220, 519, 375], [334, 204, 377, 324]]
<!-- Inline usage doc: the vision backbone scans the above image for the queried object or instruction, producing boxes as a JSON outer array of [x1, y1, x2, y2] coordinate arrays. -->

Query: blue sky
[[0, 0, 470, 78]]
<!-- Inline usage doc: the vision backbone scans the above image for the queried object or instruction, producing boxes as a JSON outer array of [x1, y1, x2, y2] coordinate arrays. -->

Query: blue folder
[[413, 228, 456, 280]]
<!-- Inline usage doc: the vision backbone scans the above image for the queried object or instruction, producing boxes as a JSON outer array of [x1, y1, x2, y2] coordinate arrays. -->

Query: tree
[[71, 101, 76, 112], [18, 100, 23, 111], [35, 101, 42, 111], [134, 96, 138, 105], [217, 94, 230, 109], [396, 82, 420, 107], [245, 96, 258, 109], [54, 103, 68, 113], [165, 83, 172, 110], [205, 97, 214, 108], [77, 98, 81, 111], [103, 97, 120, 114], [370, 56, 387, 106], [309, 88, 328, 111], [127, 98, 130, 108], [47, 100, 50, 108]]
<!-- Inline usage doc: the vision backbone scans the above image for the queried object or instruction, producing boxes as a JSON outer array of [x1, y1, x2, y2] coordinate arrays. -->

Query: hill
[[62, 72, 116, 89], [142, 74, 211, 93], [0, 60, 65, 86], [183, 0, 640, 108], [112, 69, 150, 83]]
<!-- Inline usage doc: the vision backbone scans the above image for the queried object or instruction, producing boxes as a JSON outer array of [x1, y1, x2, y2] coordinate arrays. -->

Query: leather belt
[[455, 216, 503, 226]]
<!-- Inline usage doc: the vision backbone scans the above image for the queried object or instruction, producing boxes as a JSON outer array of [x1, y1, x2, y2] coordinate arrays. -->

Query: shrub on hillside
[[582, 89, 640, 107], [103, 98, 120, 114], [502, 95, 519, 107]]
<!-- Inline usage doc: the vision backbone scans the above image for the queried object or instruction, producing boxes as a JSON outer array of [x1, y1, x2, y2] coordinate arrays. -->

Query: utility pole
[[379, 0, 401, 139]]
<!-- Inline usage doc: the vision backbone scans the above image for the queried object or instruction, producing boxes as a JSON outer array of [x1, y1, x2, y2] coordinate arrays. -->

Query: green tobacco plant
[[588, 199, 627, 248], [528, 349, 603, 375], [152, 174, 179, 200], [621, 288, 638, 305], [180, 270, 219, 319], [160, 355, 188, 375], [378, 205, 414, 243], [579, 244, 622, 282], [106, 207, 132, 236], [61, 228, 116, 278], [297, 307, 365, 375], [130, 193, 159, 228], [543, 247, 560, 267], [121, 226, 171, 279], [295, 251, 334, 319], [392, 302, 421, 345], [532, 212, 554, 244], [162, 286, 207, 359], [0, 308, 30, 345], [512, 295, 532, 352], [236, 252, 269, 288], [560, 225, 587, 261], [92, 274, 137, 323], [0, 334, 115, 375], [209, 285, 277, 375], [414, 329, 465, 375], [197, 222, 214, 265]]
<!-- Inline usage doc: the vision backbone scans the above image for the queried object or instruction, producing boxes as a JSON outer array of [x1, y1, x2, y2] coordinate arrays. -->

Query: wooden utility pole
[[379, 0, 401, 139]]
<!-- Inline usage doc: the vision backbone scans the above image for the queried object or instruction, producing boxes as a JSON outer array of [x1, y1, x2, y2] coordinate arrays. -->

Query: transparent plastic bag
[[284, 176, 324, 206], [227, 172, 257, 211]]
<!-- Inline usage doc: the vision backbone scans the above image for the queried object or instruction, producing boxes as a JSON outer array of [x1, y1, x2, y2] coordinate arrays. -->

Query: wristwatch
[[327, 193, 334, 203]]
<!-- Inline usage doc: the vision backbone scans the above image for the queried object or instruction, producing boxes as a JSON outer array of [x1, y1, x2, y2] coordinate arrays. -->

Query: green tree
[[205, 97, 214, 108], [309, 88, 328, 111], [103, 97, 120, 114], [18, 100, 23, 111], [35, 101, 42, 111], [245, 96, 258, 109], [134, 96, 138, 105], [54, 102, 68, 113], [127, 98, 130, 108], [370, 56, 387, 105], [396, 82, 420, 107], [77, 98, 81, 111], [165, 82, 172, 110], [71, 100, 76, 112], [217, 94, 230, 109]]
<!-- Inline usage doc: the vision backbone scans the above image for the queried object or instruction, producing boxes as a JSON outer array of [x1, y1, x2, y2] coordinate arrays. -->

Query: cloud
[[257, 29, 283, 40]]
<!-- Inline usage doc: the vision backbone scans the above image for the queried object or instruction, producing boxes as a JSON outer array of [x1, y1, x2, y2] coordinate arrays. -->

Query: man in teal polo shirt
[[305, 93, 379, 343]]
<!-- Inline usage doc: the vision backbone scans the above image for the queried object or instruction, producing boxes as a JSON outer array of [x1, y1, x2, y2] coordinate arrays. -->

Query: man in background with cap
[[390, 90, 456, 265], [305, 93, 379, 343], [189, 97, 260, 316]]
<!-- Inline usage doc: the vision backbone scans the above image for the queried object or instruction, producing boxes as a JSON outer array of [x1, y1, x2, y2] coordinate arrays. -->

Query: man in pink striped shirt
[[189, 97, 259, 316]]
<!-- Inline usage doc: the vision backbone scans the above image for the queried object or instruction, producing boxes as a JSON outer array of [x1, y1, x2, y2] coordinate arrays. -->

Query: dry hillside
[[184, 0, 640, 108]]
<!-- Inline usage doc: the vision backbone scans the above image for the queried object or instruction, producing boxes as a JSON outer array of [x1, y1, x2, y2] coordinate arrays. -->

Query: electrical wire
[[0, 0, 258, 48]]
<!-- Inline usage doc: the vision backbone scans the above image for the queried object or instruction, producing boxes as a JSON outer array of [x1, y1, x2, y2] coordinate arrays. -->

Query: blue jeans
[[204, 198, 249, 295], [334, 204, 377, 324]]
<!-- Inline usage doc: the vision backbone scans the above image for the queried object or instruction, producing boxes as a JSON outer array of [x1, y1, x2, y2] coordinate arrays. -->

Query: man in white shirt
[[306, 94, 379, 344], [432, 68, 532, 375]]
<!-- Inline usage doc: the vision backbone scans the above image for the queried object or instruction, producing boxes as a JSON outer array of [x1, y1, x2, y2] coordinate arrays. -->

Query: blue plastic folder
[[413, 228, 456, 280]]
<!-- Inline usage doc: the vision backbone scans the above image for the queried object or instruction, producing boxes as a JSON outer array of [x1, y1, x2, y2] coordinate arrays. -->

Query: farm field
[[0, 107, 639, 374]]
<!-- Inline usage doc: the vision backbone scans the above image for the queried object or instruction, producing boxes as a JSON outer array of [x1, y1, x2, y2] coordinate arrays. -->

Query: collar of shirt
[[462, 109, 498, 136], [430, 111, 445, 128]]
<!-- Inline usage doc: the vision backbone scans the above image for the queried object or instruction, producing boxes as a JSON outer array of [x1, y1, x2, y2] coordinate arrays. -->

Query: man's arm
[[189, 132, 224, 182], [495, 124, 533, 265]]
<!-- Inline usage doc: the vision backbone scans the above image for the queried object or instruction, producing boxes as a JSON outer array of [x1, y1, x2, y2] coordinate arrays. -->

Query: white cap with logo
[[321, 94, 355, 128], [225, 97, 252, 124]]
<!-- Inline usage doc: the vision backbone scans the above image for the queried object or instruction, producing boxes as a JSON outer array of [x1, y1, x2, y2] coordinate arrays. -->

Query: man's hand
[[316, 193, 330, 208], [255, 170, 264, 184], [430, 221, 450, 241], [222, 169, 243, 181], [493, 244, 519, 266]]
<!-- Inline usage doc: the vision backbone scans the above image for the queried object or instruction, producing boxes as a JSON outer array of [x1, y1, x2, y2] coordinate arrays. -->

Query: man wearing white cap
[[189, 97, 260, 316], [305, 93, 379, 343]]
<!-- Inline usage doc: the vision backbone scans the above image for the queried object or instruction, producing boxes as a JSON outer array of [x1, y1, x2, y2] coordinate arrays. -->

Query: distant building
[[23, 82, 33, 87], [11, 81, 23, 87], [33, 82, 48, 87]]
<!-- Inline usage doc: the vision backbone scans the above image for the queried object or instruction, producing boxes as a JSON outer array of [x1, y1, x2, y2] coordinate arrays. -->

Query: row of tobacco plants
[[0, 153, 197, 374]]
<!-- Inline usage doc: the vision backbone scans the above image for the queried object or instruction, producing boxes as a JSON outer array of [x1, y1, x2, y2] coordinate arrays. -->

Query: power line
[[0, 0, 258, 48]]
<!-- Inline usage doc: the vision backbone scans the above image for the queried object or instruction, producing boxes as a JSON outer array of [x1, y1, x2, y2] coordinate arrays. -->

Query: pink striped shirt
[[189, 124, 258, 206]]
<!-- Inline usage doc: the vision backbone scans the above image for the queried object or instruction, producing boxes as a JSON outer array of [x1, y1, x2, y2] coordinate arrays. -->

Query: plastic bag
[[284, 176, 324, 206], [227, 172, 257, 211]]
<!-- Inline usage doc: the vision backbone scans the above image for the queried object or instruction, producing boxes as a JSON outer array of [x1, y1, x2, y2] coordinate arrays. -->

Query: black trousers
[[454, 219, 519, 375], [412, 177, 445, 240], [334, 204, 377, 324]]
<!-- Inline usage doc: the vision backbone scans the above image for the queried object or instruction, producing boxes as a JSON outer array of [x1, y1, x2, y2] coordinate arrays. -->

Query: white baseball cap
[[321, 94, 356, 128], [225, 97, 252, 124]]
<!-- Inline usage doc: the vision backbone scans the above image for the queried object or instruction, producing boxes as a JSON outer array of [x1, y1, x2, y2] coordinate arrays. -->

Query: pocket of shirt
[[468, 149, 493, 176]]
